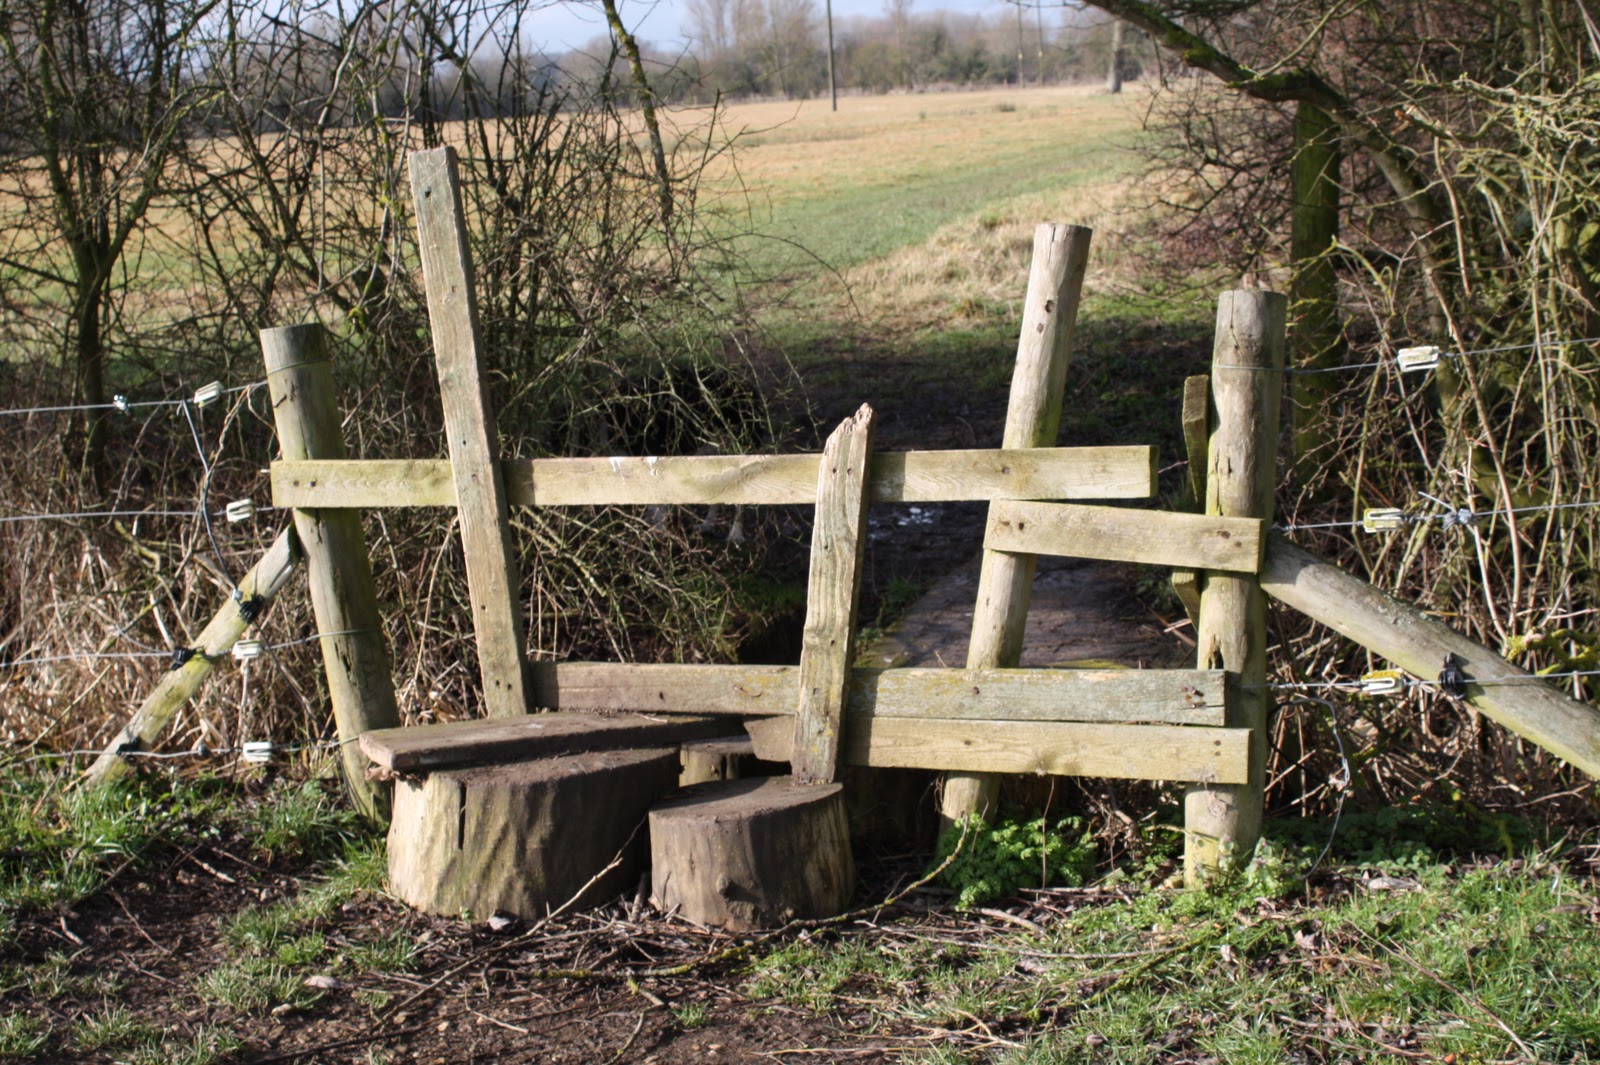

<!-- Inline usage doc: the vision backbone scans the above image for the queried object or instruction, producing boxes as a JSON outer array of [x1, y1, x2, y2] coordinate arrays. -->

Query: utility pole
[[1013, 0, 1026, 87], [1034, 0, 1046, 85], [826, 0, 838, 110]]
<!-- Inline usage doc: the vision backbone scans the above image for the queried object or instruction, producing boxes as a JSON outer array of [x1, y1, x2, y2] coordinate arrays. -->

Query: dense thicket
[[0, 0, 783, 757], [1088, 0, 1600, 821]]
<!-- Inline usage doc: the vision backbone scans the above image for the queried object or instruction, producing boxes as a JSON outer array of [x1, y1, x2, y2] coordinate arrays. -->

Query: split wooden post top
[[1184, 289, 1285, 884], [410, 147, 531, 719], [792, 404, 876, 785]]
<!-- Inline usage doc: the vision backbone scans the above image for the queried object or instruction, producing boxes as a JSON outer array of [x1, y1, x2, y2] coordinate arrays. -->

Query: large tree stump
[[389, 746, 680, 919], [649, 776, 854, 931]]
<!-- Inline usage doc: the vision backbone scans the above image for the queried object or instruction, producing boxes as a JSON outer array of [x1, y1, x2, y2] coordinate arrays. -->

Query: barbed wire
[[1274, 497, 1600, 535], [1257, 666, 1600, 694], [2, 734, 359, 768], [0, 380, 266, 419], [0, 628, 380, 674], [0, 501, 276, 526], [1214, 334, 1600, 376]]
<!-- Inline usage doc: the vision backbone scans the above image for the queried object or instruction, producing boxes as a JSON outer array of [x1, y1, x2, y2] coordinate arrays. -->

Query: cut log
[[360, 712, 726, 773], [388, 746, 680, 919], [679, 735, 768, 786], [650, 777, 854, 931]]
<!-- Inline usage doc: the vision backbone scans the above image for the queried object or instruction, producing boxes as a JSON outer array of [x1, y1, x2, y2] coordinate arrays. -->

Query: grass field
[[691, 85, 1149, 284]]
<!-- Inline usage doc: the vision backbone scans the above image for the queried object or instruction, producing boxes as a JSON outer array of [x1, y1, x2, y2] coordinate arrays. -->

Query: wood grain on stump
[[649, 776, 854, 931], [389, 746, 679, 919], [679, 735, 767, 786]]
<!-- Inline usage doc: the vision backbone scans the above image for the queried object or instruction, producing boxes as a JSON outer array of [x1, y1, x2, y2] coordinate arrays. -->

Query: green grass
[[0, 1014, 50, 1060], [72, 1005, 162, 1051], [196, 955, 324, 1015], [745, 847, 1600, 1063], [724, 130, 1140, 286], [126, 1026, 245, 1065], [0, 769, 367, 920]]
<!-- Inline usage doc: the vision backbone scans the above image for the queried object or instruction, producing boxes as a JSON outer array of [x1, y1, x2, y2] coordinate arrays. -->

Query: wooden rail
[[520, 662, 1228, 723], [985, 500, 1264, 573], [271, 446, 1157, 509]]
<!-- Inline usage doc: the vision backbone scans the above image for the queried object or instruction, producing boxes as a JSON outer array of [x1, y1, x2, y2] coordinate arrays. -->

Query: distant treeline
[[568, 3, 1149, 105], [160, 3, 1146, 130]]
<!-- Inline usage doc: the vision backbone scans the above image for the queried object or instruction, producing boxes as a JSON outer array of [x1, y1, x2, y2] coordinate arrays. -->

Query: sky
[[528, 0, 1029, 55]]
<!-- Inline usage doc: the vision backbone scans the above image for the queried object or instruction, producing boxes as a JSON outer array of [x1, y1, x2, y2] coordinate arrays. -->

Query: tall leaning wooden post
[[1184, 290, 1285, 884], [940, 223, 1093, 828], [263, 324, 401, 822], [410, 147, 530, 719]]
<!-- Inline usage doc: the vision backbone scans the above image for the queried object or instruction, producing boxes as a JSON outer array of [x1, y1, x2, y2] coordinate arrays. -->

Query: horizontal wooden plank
[[530, 662, 1226, 726], [360, 712, 728, 772], [530, 663, 797, 715], [744, 715, 1249, 784], [270, 446, 1156, 509], [985, 500, 1264, 573]]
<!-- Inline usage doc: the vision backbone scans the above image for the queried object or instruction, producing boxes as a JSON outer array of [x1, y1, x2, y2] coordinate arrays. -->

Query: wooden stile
[[985, 500, 1264, 573], [270, 445, 1157, 510], [1183, 291, 1285, 884], [944, 222, 1094, 825], [410, 147, 530, 719], [792, 405, 875, 785], [262, 324, 401, 821]]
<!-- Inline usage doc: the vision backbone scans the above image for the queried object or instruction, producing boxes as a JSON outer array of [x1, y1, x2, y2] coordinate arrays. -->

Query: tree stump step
[[649, 776, 854, 932], [389, 746, 680, 919]]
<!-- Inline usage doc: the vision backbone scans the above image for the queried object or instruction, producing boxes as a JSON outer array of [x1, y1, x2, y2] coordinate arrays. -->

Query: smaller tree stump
[[389, 746, 679, 919], [679, 735, 769, 786], [649, 776, 854, 931]]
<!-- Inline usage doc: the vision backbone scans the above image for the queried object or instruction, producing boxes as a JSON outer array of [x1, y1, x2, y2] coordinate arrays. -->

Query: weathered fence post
[[793, 403, 875, 786], [409, 146, 531, 720], [940, 222, 1093, 828], [1184, 290, 1285, 884], [263, 323, 401, 823]]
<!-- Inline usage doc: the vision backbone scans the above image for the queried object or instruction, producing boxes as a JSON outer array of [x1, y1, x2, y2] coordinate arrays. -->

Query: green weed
[[876, 856, 1600, 1063], [0, 768, 224, 912], [934, 812, 1096, 908], [223, 836, 387, 959], [125, 1024, 244, 1065], [72, 1005, 160, 1051], [0, 1013, 50, 1060], [196, 956, 322, 1015], [240, 779, 362, 863], [672, 1002, 710, 1029], [343, 930, 418, 974]]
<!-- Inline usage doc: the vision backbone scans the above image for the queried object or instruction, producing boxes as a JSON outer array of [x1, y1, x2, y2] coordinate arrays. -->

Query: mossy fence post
[[263, 323, 400, 822], [1184, 290, 1285, 883]]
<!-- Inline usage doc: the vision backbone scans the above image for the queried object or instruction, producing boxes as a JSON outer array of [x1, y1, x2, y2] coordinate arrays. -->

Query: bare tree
[[0, 0, 220, 478]]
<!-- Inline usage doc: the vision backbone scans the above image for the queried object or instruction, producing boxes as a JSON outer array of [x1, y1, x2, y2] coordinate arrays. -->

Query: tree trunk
[[1289, 102, 1343, 488], [1105, 19, 1124, 94]]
